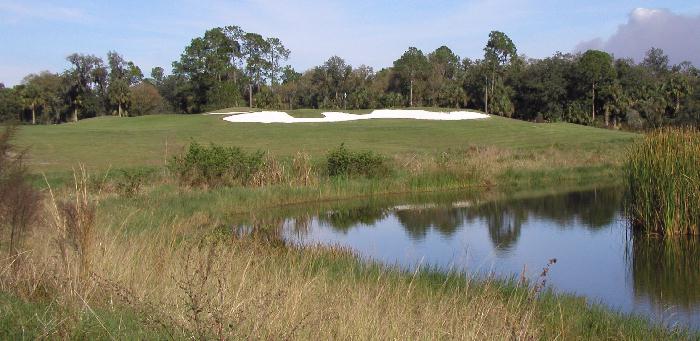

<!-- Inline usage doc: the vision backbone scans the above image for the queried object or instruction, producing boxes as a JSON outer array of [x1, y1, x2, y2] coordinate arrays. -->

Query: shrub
[[169, 142, 265, 187], [130, 82, 169, 116], [326, 144, 389, 178], [625, 109, 645, 130], [624, 128, 700, 236], [564, 100, 593, 125], [115, 168, 156, 196]]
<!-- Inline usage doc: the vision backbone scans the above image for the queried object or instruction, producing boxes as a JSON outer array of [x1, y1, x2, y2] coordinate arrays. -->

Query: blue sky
[[1, 0, 699, 86]]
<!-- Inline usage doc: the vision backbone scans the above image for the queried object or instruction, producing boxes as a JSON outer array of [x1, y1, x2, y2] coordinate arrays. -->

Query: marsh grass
[[624, 128, 700, 236], [0, 169, 694, 339]]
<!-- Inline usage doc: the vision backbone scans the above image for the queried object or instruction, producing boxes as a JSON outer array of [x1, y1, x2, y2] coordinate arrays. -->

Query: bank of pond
[[233, 187, 700, 331]]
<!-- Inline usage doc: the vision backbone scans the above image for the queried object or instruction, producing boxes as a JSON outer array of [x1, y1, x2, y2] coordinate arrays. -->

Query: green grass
[[7, 111, 681, 339], [16, 112, 637, 173], [15, 111, 640, 231], [0, 292, 171, 339], [625, 128, 700, 236]]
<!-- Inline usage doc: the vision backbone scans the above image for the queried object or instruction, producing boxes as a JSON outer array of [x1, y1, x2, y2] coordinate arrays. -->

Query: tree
[[151, 67, 165, 87], [393, 47, 429, 107], [128, 62, 144, 84], [107, 51, 131, 117], [19, 81, 42, 124], [173, 27, 244, 112], [578, 50, 615, 121], [22, 72, 64, 123], [642, 47, 669, 76], [346, 65, 376, 109], [637, 89, 667, 127], [427, 46, 460, 106], [205, 80, 244, 111], [513, 53, 574, 121], [222, 26, 245, 84], [483, 31, 517, 114], [242, 33, 271, 107], [278, 65, 302, 109], [601, 81, 629, 127], [265, 37, 290, 89], [436, 81, 466, 108], [65, 53, 103, 122], [663, 71, 692, 116], [91, 62, 109, 115], [0, 87, 22, 122], [130, 82, 167, 115], [281, 65, 301, 84], [322, 56, 352, 107]]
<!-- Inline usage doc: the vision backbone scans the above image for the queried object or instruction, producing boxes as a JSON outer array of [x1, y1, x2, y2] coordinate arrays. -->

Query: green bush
[[169, 142, 264, 187], [115, 168, 155, 196], [326, 144, 389, 178]]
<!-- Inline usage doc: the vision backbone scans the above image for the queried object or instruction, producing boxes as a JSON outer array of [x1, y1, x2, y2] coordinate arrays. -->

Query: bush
[[115, 168, 156, 196], [564, 100, 592, 125], [130, 82, 169, 116], [625, 109, 645, 130], [169, 142, 265, 187], [326, 144, 389, 178]]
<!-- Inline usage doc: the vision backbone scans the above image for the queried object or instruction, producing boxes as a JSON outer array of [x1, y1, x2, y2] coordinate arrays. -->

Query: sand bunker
[[220, 109, 489, 124]]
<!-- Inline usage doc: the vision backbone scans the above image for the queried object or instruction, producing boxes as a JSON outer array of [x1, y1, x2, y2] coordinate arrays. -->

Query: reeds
[[624, 128, 700, 236]]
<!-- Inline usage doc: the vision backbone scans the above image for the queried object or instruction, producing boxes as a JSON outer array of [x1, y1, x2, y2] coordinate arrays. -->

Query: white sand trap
[[221, 109, 489, 123], [205, 111, 253, 115]]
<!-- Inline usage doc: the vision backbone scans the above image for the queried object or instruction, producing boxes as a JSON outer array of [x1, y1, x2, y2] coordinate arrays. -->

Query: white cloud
[[575, 8, 700, 65]]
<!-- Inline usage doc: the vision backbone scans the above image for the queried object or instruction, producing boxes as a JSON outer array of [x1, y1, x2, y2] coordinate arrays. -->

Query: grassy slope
[[16, 113, 637, 173], [9, 112, 682, 339]]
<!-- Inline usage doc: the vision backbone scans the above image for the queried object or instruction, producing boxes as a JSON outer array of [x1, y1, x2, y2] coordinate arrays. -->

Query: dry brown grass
[[291, 152, 315, 186], [1, 167, 692, 340], [0, 171, 541, 339], [72, 229, 538, 339], [393, 145, 621, 188]]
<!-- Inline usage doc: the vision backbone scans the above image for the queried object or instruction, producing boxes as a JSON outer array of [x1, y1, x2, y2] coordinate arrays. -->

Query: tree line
[[1, 26, 698, 128]]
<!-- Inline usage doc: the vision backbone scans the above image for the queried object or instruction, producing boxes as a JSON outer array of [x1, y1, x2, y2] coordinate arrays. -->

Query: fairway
[[16, 113, 638, 172]]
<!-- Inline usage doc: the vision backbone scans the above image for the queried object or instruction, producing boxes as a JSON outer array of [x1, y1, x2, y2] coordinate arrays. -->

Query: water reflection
[[318, 206, 387, 233], [396, 208, 464, 239], [243, 187, 700, 330], [314, 189, 622, 250], [630, 236, 700, 312]]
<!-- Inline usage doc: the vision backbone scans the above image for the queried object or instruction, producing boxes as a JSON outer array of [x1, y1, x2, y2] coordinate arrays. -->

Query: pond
[[247, 188, 700, 330]]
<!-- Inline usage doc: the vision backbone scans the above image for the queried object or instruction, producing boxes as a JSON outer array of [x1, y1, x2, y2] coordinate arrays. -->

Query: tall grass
[[0, 168, 693, 339], [624, 128, 700, 236], [0, 126, 42, 259]]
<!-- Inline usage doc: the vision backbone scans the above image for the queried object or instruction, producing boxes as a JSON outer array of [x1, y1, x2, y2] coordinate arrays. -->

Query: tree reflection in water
[[318, 205, 389, 233], [314, 188, 621, 248], [630, 235, 700, 311], [268, 187, 700, 330]]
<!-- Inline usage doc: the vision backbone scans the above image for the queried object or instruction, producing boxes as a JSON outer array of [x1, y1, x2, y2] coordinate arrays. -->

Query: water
[[253, 188, 700, 330]]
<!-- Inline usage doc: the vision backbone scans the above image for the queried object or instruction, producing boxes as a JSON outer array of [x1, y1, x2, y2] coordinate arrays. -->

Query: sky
[[1, 0, 699, 86]]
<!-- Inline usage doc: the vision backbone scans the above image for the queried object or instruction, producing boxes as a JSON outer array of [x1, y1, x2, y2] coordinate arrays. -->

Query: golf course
[[2, 5, 700, 338], [2, 109, 697, 340]]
